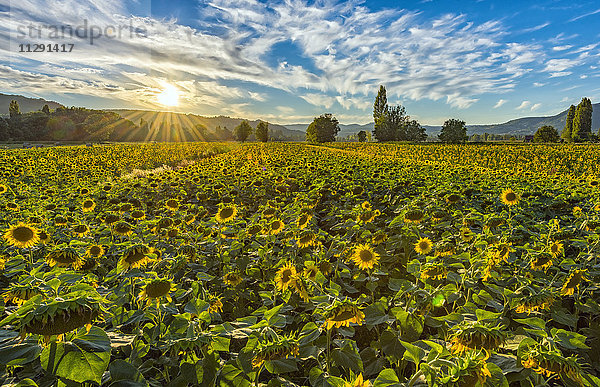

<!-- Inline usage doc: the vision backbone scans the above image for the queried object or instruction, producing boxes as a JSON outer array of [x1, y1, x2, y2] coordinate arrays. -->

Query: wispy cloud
[[493, 99, 507, 108], [517, 100, 531, 110], [530, 103, 541, 111], [569, 8, 600, 22], [519, 22, 550, 33]]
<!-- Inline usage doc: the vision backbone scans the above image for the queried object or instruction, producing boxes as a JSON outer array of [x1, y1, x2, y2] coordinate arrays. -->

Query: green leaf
[[364, 302, 389, 327], [475, 308, 501, 322], [486, 362, 509, 387], [218, 363, 251, 387], [40, 327, 110, 384], [380, 330, 404, 360], [109, 359, 148, 386], [514, 317, 546, 330], [0, 330, 42, 366], [552, 329, 590, 350], [391, 308, 423, 342], [400, 341, 425, 365], [372, 369, 401, 387], [331, 341, 363, 373], [265, 358, 298, 374], [299, 322, 322, 345]]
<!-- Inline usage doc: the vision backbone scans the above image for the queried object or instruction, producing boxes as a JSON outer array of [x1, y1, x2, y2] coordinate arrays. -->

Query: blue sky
[[1, 0, 599, 125]]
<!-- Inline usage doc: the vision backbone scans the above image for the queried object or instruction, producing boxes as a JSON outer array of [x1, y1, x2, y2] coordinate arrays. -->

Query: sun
[[156, 84, 180, 107]]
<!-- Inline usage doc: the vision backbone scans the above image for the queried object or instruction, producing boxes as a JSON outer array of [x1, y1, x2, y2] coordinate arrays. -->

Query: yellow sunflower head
[[86, 244, 105, 258], [223, 272, 243, 286], [275, 262, 296, 291], [297, 231, 317, 248], [404, 210, 425, 224], [323, 300, 365, 330], [3, 222, 40, 249], [118, 244, 157, 271], [82, 199, 96, 212], [560, 269, 587, 296], [46, 247, 84, 270], [414, 237, 433, 255], [351, 244, 380, 270], [268, 219, 285, 235], [165, 198, 179, 211], [140, 278, 174, 305], [112, 221, 133, 236], [500, 189, 519, 206]]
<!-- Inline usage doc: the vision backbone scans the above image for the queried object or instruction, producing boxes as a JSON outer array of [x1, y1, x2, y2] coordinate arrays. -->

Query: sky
[[0, 0, 599, 125]]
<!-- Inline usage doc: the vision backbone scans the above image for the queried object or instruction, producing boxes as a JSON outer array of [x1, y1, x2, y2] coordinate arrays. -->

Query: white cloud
[[300, 93, 336, 109], [560, 97, 569, 103], [550, 72, 572, 78], [552, 45, 572, 51], [517, 101, 531, 110], [569, 8, 600, 22], [533, 82, 546, 87], [493, 99, 507, 108], [530, 103, 541, 111]]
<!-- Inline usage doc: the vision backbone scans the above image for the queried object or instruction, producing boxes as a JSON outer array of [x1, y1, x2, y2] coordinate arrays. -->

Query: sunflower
[[530, 253, 553, 271], [268, 219, 285, 235], [303, 263, 319, 281], [275, 262, 296, 291], [3, 222, 40, 248], [520, 347, 585, 384], [572, 206, 583, 217], [351, 244, 379, 270], [3, 284, 40, 306], [421, 263, 447, 280], [318, 260, 332, 275], [223, 272, 243, 286], [118, 245, 157, 271], [82, 199, 96, 212], [6, 202, 19, 211], [131, 210, 146, 220], [460, 227, 475, 242], [246, 224, 263, 236], [73, 224, 90, 237], [404, 210, 425, 224], [262, 207, 277, 218], [344, 373, 370, 387], [252, 335, 299, 369], [140, 278, 174, 306], [361, 201, 371, 210], [112, 221, 133, 236], [297, 231, 317, 248], [450, 321, 508, 357], [500, 189, 519, 206], [208, 296, 223, 314], [86, 244, 105, 258], [165, 199, 179, 211], [46, 248, 84, 270], [446, 193, 461, 204], [560, 269, 586, 296], [297, 213, 312, 229], [0, 184, 8, 194], [38, 231, 50, 244], [515, 292, 554, 314], [216, 204, 237, 223], [548, 241, 563, 258], [372, 231, 388, 245], [414, 237, 433, 255], [290, 275, 310, 302], [323, 301, 365, 330]]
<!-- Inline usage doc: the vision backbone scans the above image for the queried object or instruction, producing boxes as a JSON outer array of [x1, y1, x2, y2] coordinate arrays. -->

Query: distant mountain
[[110, 110, 305, 142], [0, 93, 63, 115], [286, 103, 600, 138]]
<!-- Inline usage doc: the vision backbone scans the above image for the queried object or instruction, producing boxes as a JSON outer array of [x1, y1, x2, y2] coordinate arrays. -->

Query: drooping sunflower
[[86, 244, 105, 258], [216, 204, 238, 223], [140, 278, 174, 306], [251, 335, 299, 369], [404, 209, 425, 224], [414, 237, 433, 255], [323, 301, 365, 330], [520, 346, 585, 385], [0, 184, 8, 194], [500, 189, 519, 206], [297, 231, 317, 248], [290, 275, 310, 302], [372, 231, 388, 245], [560, 269, 587, 296], [446, 193, 461, 204], [3, 222, 40, 248], [2, 284, 40, 306], [82, 199, 96, 212], [515, 291, 554, 315], [275, 262, 296, 291], [208, 296, 223, 314], [165, 199, 179, 211], [118, 245, 157, 271], [450, 321, 508, 357], [460, 227, 475, 242], [131, 210, 146, 220], [112, 221, 133, 237], [268, 219, 285, 235], [351, 244, 380, 270], [421, 263, 448, 281], [38, 231, 50, 244], [46, 247, 84, 270], [72, 224, 90, 237], [223, 272, 243, 286], [530, 253, 553, 271], [318, 260, 332, 275], [297, 213, 312, 229]]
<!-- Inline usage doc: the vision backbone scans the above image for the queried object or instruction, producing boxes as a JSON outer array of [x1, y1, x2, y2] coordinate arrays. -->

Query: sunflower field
[[0, 142, 599, 386]]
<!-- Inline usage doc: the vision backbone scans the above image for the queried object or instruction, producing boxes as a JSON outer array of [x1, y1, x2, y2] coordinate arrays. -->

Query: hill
[[110, 109, 305, 142], [0, 93, 62, 115]]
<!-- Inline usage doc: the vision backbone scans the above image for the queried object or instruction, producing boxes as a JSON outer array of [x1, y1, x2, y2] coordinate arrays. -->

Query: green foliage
[[9, 100, 21, 119], [406, 119, 427, 142], [306, 113, 340, 143], [438, 118, 468, 143], [572, 97, 593, 142], [373, 85, 387, 124], [234, 120, 253, 142], [533, 125, 559, 142], [357, 130, 367, 142], [372, 86, 424, 142], [41, 104, 50, 114], [562, 105, 576, 142], [255, 121, 269, 142]]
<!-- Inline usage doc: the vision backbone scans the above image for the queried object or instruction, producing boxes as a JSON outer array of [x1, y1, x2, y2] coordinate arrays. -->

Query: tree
[[562, 105, 576, 142], [357, 130, 367, 142], [388, 105, 407, 141], [9, 100, 21, 119], [234, 120, 252, 142], [373, 85, 394, 142], [373, 85, 387, 123], [406, 120, 427, 142], [533, 125, 559, 142], [41, 104, 50, 114], [255, 121, 269, 142], [438, 119, 467, 143], [572, 97, 593, 142], [306, 114, 340, 143]]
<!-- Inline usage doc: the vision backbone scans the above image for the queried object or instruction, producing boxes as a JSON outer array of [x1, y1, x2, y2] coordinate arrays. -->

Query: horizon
[[1, 1, 600, 126]]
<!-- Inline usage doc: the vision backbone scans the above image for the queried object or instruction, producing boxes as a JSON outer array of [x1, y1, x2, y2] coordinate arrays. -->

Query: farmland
[[0, 142, 599, 386]]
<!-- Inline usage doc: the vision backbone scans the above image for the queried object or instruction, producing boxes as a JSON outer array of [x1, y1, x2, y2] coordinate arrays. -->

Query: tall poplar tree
[[572, 97, 593, 142], [562, 105, 576, 142]]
